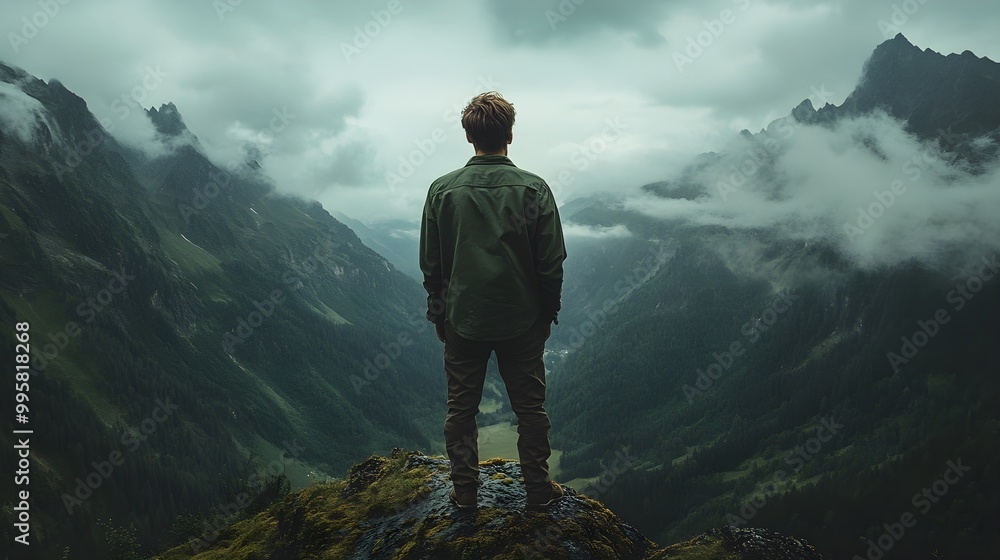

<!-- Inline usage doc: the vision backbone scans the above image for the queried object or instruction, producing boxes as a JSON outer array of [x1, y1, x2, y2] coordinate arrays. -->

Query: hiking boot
[[450, 487, 477, 510], [525, 481, 564, 511]]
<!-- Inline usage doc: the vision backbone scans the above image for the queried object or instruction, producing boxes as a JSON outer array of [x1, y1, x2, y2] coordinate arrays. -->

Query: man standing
[[419, 92, 567, 511]]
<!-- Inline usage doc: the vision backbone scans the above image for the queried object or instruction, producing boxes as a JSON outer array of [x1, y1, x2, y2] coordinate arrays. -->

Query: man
[[419, 91, 567, 511]]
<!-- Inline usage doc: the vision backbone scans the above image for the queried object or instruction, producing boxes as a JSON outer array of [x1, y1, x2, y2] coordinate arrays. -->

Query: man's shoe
[[450, 487, 477, 510], [525, 482, 564, 511]]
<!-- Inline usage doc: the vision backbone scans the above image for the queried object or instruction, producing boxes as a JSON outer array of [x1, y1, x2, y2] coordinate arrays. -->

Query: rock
[[156, 451, 825, 560]]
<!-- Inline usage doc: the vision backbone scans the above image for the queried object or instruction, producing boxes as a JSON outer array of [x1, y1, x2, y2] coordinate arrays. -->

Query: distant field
[[477, 422, 563, 480]]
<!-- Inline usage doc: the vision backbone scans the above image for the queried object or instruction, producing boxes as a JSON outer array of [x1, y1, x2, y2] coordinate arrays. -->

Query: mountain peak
[[791, 98, 816, 122], [147, 102, 189, 136], [884, 32, 915, 48], [820, 35, 1000, 138], [158, 450, 824, 559], [866, 33, 920, 70]]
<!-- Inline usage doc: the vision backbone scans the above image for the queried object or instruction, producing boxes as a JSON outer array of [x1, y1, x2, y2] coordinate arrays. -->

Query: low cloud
[[106, 110, 199, 159], [0, 79, 46, 143], [563, 223, 633, 240], [626, 112, 1000, 271]]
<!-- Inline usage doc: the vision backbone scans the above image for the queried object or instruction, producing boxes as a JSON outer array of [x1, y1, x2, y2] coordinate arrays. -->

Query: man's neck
[[475, 148, 508, 156]]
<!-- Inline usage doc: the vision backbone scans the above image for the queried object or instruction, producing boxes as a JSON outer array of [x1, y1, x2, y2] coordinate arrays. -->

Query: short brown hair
[[461, 92, 515, 153]]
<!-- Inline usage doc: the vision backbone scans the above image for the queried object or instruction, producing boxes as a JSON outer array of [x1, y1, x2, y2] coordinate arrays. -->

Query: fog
[[0, 79, 46, 143], [626, 112, 1000, 272]]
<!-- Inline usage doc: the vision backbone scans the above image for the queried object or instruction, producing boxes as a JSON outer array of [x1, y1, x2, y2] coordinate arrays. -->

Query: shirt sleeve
[[533, 184, 567, 324], [419, 193, 445, 324]]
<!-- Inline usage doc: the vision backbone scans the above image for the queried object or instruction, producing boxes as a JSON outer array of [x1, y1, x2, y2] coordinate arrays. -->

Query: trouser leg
[[442, 321, 491, 493], [495, 318, 552, 494]]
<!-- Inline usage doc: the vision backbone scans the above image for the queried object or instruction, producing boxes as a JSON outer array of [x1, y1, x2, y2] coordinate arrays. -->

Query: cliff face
[[157, 450, 824, 560]]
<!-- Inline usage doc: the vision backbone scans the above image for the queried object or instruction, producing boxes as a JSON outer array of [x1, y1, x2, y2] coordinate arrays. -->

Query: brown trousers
[[442, 318, 552, 495]]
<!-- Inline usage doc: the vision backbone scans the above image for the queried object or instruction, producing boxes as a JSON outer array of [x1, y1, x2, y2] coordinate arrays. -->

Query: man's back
[[421, 155, 565, 341]]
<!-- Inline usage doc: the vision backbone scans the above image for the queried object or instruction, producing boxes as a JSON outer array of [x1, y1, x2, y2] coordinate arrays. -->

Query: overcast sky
[[2, 0, 998, 223]]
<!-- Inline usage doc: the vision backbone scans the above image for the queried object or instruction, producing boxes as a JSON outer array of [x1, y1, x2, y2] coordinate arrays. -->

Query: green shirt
[[420, 155, 566, 341]]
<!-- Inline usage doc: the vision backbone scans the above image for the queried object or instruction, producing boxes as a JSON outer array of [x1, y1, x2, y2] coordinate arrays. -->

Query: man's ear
[[507, 131, 513, 145], [466, 131, 474, 145]]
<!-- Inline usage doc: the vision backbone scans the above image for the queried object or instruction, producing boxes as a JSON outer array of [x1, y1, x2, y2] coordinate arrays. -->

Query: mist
[[0, 79, 46, 143], [626, 112, 1000, 272]]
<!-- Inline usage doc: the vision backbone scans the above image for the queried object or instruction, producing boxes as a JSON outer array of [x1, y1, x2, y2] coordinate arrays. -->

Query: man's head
[[461, 92, 515, 155]]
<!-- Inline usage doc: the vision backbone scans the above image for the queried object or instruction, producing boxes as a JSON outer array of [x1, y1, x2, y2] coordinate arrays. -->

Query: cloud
[[1, 0, 999, 223], [483, 0, 671, 46], [626, 112, 1000, 271], [563, 223, 633, 240], [105, 108, 199, 159], [0, 79, 46, 143]]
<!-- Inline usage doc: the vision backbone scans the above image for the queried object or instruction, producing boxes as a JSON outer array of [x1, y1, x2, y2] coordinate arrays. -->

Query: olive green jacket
[[419, 155, 566, 341]]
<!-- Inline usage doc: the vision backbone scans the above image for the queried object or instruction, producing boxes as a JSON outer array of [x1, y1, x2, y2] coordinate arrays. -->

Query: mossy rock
[[155, 451, 823, 560]]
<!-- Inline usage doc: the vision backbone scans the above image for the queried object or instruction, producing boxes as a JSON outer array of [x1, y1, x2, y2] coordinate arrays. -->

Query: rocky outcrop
[[157, 450, 824, 560]]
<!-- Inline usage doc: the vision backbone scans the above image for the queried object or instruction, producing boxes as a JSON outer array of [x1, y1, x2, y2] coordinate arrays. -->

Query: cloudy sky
[[2, 0, 998, 224]]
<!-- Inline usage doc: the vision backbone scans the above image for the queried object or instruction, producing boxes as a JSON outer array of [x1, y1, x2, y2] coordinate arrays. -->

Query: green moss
[[156, 452, 434, 560], [154, 452, 751, 560], [646, 534, 739, 559], [489, 472, 515, 485]]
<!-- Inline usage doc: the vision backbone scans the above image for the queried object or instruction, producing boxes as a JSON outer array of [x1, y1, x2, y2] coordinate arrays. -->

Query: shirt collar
[[465, 154, 515, 167]]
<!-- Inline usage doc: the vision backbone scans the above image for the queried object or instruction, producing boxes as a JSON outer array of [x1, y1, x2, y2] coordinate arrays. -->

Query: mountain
[[329, 212, 422, 282], [543, 36, 1000, 559], [813, 34, 1000, 140], [157, 449, 824, 560], [0, 61, 445, 557]]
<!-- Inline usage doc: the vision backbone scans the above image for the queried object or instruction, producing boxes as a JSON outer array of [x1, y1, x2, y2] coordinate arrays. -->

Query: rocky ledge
[[157, 450, 824, 560]]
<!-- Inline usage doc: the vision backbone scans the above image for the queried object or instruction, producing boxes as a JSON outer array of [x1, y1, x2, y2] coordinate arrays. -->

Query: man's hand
[[435, 322, 446, 342]]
